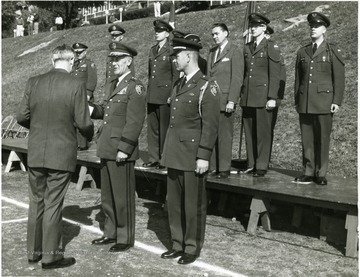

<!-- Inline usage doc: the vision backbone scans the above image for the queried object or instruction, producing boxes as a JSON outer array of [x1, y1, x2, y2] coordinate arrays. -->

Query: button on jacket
[[91, 74, 146, 161], [161, 71, 220, 171], [295, 41, 345, 114], [240, 39, 282, 107], [147, 41, 179, 104]]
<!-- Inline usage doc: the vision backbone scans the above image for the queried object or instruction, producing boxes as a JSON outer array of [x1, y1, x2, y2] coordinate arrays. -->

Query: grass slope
[[2, 1, 357, 177]]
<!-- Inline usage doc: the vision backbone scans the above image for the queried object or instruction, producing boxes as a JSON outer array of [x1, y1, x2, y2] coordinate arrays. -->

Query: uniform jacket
[[147, 40, 179, 104], [91, 72, 146, 161], [161, 70, 220, 171], [240, 38, 282, 108], [16, 68, 94, 172], [295, 41, 345, 114], [207, 41, 244, 110], [71, 58, 97, 100]]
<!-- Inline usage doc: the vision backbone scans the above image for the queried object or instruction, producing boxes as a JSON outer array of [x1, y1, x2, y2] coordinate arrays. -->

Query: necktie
[[157, 45, 161, 53], [312, 43, 317, 54], [214, 47, 221, 62], [252, 42, 257, 52], [180, 77, 186, 88]]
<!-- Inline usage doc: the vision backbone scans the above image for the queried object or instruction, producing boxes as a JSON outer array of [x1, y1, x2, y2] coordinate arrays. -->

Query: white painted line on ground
[[1, 195, 247, 277], [2, 217, 28, 224]]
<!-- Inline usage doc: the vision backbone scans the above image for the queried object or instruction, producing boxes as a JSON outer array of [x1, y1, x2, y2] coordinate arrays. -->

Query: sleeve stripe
[[120, 136, 137, 146], [199, 145, 212, 152]]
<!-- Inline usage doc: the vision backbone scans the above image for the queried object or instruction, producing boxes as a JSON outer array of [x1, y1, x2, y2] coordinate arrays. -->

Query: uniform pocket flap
[[317, 85, 333, 93], [110, 127, 122, 138], [256, 81, 268, 87], [179, 133, 200, 142]]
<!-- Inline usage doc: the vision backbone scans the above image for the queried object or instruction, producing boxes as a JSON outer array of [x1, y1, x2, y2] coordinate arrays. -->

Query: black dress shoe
[[109, 243, 132, 252], [315, 176, 327, 186], [216, 171, 230, 179], [91, 236, 116, 245], [42, 257, 76, 269], [143, 162, 160, 168], [239, 167, 255, 174], [208, 170, 218, 177], [253, 169, 267, 177], [177, 253, 198, 265], [156, 164, 166, 170], [28, 255, 42, 263], [160, 250, 183, 259], [294, 175, 313, 184]]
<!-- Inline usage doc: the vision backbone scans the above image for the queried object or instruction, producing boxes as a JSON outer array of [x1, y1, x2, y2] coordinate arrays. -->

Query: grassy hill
[[2, 1, 357, 177]]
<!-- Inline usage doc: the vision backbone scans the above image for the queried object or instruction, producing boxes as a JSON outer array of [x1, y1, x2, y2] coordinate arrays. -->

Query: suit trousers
[[100, 159, 135, 245], [243, 107, 274, 170], [299, 113, 333, 177], [27, 167, 72, 263], [210, 111, 234, 172], [167, 168, 207, 256], [147, 103, 170, 163]]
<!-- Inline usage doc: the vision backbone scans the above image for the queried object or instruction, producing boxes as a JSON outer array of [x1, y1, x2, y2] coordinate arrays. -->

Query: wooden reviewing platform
[[2, 138, 358, 257]]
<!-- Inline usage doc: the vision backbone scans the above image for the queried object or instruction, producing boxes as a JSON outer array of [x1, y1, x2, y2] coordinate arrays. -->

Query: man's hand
[[225, 101, 235, 113], [116, 151, 128, 162], [266, 99, 276, 110], [195, 159, 209, 175], [331, 104, 339, 113]]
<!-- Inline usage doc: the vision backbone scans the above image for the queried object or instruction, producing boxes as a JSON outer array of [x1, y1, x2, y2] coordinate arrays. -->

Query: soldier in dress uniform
[[160, 35, 220, 265], [71, 42, 97, 150], [90, 42, 146, 252], [240, 13, 284, 177], [207, 23, 244, 179], [106, 24, 135, 80], [143, 20, 179, 169], [294, 12, 345, 185]]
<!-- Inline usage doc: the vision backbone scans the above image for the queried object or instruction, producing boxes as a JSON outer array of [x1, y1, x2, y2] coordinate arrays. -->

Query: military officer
[[240, 13, 284, 177], [160, 36, 220, 265], [106, 24, 135, 80], [207, 23, 244, 179], [71, 42, 97, 150], [90, 42, 146, 252], [294, 12, 345, 185], [143, 19, 179, 169]]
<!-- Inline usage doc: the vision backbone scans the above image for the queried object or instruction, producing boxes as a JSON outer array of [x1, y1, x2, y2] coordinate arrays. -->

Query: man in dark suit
[[143, 19, 178, 169], [240, 13, 284, 177], [207, 23, 244, 179], [160, 36, 219, 265], [17, 44, 94, 269], [294, 12, 345, 185], [71, 42, 97, 150], [90, 42, 146, 252]]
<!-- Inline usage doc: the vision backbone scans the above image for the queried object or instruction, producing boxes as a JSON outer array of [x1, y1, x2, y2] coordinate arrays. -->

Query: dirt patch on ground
[[1, 167, 358, 277]]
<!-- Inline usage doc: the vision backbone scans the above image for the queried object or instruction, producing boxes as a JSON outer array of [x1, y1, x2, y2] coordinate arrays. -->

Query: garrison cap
[[171, 35, 203, 55], [108, 24, 126, 36], [249, 13, 270, 25], [153, 19, 173, 32], [265, 25, 274, 35], [172, 30, 186, 38], [72, 43, 88, 52], [108, 42, 137, 57], [307, 12, 330, 27]]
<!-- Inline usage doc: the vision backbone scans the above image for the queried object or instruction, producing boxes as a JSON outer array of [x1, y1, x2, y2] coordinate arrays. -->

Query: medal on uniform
[[322, 56, 326, 62], [260, 52, 263, 57], [189, 93, 194, 96], [163, 56, 166, 61]]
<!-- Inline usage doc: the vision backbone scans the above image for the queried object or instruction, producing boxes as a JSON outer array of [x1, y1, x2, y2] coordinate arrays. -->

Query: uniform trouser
[[210, 111, 235, 172], [33, 22, 39, 34], [100, 159, 135, 245], [167, 168, 207, 256], [242, 107, 274, 170], [299, 113, 333, 177], [27, 167, 72, 263], [147, 103, 170, 163]]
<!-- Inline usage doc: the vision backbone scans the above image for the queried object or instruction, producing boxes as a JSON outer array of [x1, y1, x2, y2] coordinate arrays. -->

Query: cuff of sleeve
[[197, 145, 213, 161], [118, 136, 137, 155]]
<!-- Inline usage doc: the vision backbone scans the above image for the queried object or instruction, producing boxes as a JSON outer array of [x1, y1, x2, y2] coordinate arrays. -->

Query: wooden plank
[[345, 208, 358, 257], [4, 150, 26, 173]]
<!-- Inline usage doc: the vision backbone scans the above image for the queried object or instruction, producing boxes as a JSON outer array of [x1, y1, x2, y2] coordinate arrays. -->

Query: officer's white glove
[[195, 159, 209, 175], [266, 99, 276, 110], [331, 104, 339, 113], [225, 101, 235, 113], [116, 151, 128, 162]]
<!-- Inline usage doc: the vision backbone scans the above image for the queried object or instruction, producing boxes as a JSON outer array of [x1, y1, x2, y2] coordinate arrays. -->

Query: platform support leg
[[247, 196, 271, 234], [345, 208, 358, 257], [4, 150, 26, 173]]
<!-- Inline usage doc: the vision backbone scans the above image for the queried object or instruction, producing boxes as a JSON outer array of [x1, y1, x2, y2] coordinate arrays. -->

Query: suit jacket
[[161, 70, 220, 171], [16, 68, 94, 172], [147, 40, 179, 104], [71, 57, 97, 100], [294, 41, 345, 114], [91, 73, 146, 161], [240, 38, 282, 108], [207, 41, 244, 111]]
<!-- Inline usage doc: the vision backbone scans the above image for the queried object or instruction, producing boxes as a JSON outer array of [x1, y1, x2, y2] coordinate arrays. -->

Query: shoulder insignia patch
[[136, 85, 144, 95]]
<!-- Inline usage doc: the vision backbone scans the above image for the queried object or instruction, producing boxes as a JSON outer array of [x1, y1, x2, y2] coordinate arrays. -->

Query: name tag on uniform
[[221, 57, 230, 62]]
